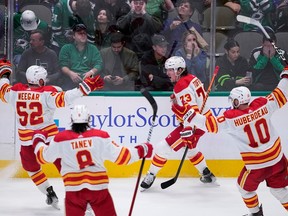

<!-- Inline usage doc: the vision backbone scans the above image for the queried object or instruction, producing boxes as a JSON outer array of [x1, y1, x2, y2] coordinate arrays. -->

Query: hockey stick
[[161, 66, 219, 189], [236, 15, 288, 65], [128, 88, 158, 216]]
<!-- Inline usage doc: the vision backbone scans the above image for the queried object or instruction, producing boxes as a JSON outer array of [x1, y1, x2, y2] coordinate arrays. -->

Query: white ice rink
[[0, 177, 287, 216]]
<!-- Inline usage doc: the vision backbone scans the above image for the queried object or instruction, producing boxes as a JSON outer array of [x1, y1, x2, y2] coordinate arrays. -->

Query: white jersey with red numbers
[[174, 74, 211, 117], [191, 78, 288, 170], [34, 128, 141, 191], [0, 81, 83, 146]]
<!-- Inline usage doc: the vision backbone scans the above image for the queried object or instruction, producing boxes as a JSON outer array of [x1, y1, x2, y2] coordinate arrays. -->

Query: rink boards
[[0, 91, 287, 178]]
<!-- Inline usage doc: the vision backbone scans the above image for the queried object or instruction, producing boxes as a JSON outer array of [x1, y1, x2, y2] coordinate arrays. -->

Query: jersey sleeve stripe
[[55, 92, 65, 108], [36, 146, 49, 164], [272, 88, 287, 108], [114, 147, 131, 165], [0, 83, 10, 103]]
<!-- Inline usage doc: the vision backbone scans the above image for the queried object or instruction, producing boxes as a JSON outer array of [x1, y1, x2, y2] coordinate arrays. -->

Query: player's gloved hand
[[180, 127, 205, 148], [135, 143, 153, 158], [32, 130, 48, 149], [0, 59, 12, 80], [170, 93, 177, 104], [172, 103, 195, 123], [280, 66, 288, 79], [79, 75, 104, 95]]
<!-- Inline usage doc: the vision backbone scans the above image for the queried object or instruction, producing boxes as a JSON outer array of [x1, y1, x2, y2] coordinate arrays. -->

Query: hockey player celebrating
[[172, 69, 288, 215], [140, 56, 216, 190], [0, 61, 104, 210], [32, 104, 153, 216]]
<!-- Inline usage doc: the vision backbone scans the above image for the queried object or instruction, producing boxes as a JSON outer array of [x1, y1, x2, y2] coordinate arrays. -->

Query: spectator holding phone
[[100, 32, 139, 91], [215, 39, 250, 91]]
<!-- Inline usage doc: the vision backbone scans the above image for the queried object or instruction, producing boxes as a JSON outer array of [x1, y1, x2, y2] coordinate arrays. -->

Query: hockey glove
[[0, 59, 12, 80], [32, 130, 48, 149], [135, 143, 153, 159], [172, 103, 195, 123], [180, 127, 205, 149], [79, 75, 104, 95]]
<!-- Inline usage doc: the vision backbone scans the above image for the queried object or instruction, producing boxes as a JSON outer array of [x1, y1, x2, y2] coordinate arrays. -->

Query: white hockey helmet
[[26, 65, 47, 86], [228, 86, 251, 108], [20, 10, 38, 31], [165, 56, 186, 75], [71, 105, 90, 123]]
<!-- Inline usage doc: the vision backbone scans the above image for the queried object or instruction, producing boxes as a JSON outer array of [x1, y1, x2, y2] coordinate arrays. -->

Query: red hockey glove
[[172, 103, 195, 123], [135, 143, 153, 159], [0, 59, 12, 80], [170, 93, 177, 104], [79, 75, 104, 95], [180, 127, 205, 149], [32, 130, 48, 149]]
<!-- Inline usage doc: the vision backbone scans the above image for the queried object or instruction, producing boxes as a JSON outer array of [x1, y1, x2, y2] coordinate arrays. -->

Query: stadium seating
[[233, 31, 263, 60]]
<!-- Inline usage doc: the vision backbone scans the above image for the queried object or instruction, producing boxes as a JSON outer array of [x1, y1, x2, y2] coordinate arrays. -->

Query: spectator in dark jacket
[[140, 34, 173, 91], [215, 39, 250, 91], [100, 32, 139, 91]]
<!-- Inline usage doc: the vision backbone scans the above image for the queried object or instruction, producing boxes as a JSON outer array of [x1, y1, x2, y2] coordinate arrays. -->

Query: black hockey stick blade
[[140, 88, 158, 121], [160, 146, 188, 189]]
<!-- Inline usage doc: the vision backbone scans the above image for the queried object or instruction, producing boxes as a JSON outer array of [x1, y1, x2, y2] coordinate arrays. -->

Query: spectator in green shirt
[[59, 24, 103, 90]]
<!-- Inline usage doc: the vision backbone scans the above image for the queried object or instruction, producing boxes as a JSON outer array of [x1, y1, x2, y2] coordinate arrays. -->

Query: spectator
[[13, 10, 50, 66], [16, 29, 62, 87], [161, 0, 203, 55], [96, 0, 131, 21], [59, 24, 102, 90], [100, 32, 139, 91], [224, 0, 241, 13], [140, 34, 173, 91], [146, 0, 175, 22], [238, 0, 276, 31], [215, 39, 250, 91], [51, 0, 95, 54], [117, 0, 163, 59], [175, 31, 209, 87], [32, 104, 153, 216], [249, 30, 288, 91], [94, 8, 118, 50]]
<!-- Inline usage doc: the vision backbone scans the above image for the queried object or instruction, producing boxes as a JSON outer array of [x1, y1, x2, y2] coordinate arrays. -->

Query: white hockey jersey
[[174, 74, 212, 118], [190, 78, 288, 170], [34, 128, 141, 191], [0, 81, 83, 145]]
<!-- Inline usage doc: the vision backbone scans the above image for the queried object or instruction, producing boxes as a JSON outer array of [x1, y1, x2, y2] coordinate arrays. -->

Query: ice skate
[[46, 186, 60, 210], [200, 167, 217, 184], [243, 205, 263, 216], [140, 172, 155, 191]]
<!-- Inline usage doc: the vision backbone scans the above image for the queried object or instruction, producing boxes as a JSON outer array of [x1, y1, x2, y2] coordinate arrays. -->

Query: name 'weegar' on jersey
[[0, 81, 83, 145]]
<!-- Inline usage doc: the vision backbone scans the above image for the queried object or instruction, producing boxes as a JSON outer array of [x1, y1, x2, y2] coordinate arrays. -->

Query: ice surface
[[0, 177, 286, 216]]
